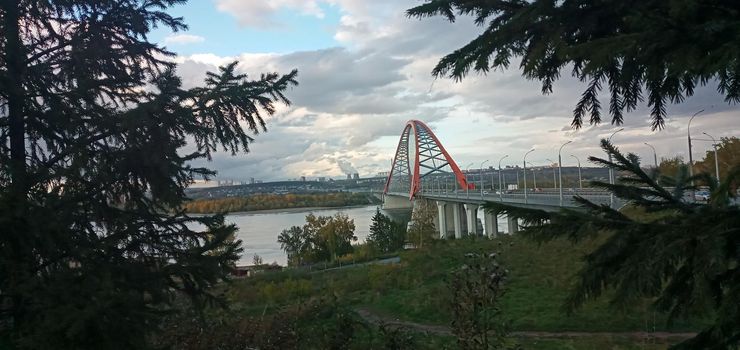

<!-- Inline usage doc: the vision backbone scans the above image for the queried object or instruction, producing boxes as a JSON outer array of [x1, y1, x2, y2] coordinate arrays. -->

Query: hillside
[[221, 235, 710, 349]]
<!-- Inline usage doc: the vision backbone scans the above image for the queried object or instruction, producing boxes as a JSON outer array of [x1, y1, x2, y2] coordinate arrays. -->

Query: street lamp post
[[608, 128, 624, 208], [545, 158, 556, 189], [687, 110, 704, 180], [465, 163, 473, 199], [703, 132, 721, 182], [570, 155, 582, 189], [498, 155, 509, 202], [558, 141, 572, 205], [523, 149, 535, 204], [644, 142, 658, 168], [479, 160, 489, 197]]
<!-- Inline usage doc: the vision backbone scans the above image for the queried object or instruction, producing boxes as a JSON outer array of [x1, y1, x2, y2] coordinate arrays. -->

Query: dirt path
[[355, 308, 697, 340]]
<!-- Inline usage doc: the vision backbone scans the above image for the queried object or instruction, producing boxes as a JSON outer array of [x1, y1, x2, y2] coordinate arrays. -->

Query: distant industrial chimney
[[352, 173, 359, 180], [346, 173, 352, 180]]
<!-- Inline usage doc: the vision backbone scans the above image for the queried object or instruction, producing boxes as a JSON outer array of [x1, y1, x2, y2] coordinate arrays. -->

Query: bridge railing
[[415, 186, 622, 209]]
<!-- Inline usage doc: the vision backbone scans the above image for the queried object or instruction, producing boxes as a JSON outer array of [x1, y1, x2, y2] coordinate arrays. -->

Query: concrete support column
[[436, 201, 448, 239], [484, 211, 498, 238], [452, 203, 463, 238], [507, 215, 519, 234], [464, 203, 479, 236]]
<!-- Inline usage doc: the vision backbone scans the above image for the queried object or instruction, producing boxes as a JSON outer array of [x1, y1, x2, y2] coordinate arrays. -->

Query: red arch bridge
[[381, 120, 621, 238]]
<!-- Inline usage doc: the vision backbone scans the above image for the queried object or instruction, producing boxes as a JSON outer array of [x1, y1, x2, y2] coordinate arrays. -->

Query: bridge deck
[[387, 188, 624, 211]]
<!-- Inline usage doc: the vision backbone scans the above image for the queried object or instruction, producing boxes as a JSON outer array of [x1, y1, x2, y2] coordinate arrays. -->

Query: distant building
[[318, 177, 326, 182], [300, 176, 306, 182], [352, 173, 359, 180], [346, 174, 352, 180], [189, 179, 219, 188], [249, 177, 255, 184]]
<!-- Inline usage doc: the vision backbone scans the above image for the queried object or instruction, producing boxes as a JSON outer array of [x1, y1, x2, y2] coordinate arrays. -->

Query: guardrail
[[389, 187, 621, 209]]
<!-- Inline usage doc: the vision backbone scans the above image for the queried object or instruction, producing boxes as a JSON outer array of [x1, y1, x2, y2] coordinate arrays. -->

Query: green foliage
[[183, 192, 377, 213], [154, 297, 419, 350], [368, 209, 407, 253], [695, 136, 740, 184], [483, 140, 740, 349], [0, 1, 296, 348], [408, 199, 438, 247], [260, 279, 313, 305], [407, 0, 740, 130], [657, 156, 686, 180], [278, 213, 358, 266], [449, 252, 514, 350]]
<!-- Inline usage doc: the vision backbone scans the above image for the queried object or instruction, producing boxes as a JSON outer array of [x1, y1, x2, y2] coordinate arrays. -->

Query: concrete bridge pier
[[436, 201, 447, 239], [507, 215, 519, 234], [464, 203, 479, 236], [452, 203, 463, 238], [484, 211, 498, 238]]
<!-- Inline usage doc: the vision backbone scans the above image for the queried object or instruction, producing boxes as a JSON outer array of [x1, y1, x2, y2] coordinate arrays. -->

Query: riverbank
[[183, 192, 380, 214], [193, 204, 377, 216]]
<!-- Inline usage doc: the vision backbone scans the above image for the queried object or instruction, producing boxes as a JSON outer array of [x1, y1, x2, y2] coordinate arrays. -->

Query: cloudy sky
[[152, 0, 738, 181]]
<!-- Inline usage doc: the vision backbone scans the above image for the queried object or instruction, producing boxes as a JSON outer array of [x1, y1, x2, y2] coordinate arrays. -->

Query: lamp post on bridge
[[687, 109, 704, 180], [608, 128, 624, 208], [479, 160, 489, 197], [703, 132, 721, 182], [523, 149, 535, 204], [465, 163, 473, 199], [570, 155, 582, 189], [558, 141, 572, 206], [644, 142, 658, 168], [545, 158, 556, 189], [498, 155, 509, 202]]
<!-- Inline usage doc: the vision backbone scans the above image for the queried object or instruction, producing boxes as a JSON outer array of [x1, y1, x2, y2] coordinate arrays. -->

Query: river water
[[227, 205, 379, 266], [224, 204, 509, 267]]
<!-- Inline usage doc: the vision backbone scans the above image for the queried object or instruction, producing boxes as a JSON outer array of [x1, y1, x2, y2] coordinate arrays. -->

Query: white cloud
[[163, 33, 205, 45], [173, 0, 739, 182], [215, 0, 326, 27]]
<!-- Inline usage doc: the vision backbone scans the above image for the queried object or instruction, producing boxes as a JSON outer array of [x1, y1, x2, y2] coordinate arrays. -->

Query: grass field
[[226, 234, 710, 348]]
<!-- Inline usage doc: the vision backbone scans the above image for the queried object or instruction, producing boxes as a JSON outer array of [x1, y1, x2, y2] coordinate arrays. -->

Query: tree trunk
[[2, 1, 27, 191]]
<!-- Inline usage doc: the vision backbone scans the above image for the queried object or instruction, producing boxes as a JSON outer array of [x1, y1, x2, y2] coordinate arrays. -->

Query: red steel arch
[[383, 120, 473, 199]]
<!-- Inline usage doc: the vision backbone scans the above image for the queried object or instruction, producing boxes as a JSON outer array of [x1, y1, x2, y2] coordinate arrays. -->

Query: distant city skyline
[[157, 1, 739, 182]]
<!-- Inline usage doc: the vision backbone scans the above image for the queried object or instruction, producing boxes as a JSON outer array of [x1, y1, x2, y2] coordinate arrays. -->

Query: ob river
[[225, 205, 380, 266]]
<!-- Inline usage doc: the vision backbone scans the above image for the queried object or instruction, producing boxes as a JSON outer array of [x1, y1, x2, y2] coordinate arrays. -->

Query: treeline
[[279, 213, 357, 266], [279, 209, 407, 267], [183, 192, 378, 213]]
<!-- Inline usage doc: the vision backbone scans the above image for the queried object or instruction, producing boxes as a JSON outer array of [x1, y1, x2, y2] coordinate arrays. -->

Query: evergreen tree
[[407, 0, 740, 130], [483, 140, 740, 349], [367, 208, 407, 253], [278, 226, 309, 266], [0, 1, 297, 348]]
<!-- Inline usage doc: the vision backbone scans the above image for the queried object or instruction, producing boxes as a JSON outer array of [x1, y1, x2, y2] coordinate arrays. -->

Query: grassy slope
[[227, 235, 710, 348]]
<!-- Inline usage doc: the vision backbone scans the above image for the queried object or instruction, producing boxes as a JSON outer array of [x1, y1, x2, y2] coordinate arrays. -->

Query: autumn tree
[[657, 156, 686, 180], [407, 0, 740, 130], [0, 1, 297, 348], [408, 198, 438, 247], [695, 136, 740, 183], [278, 213, 357, 265]]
